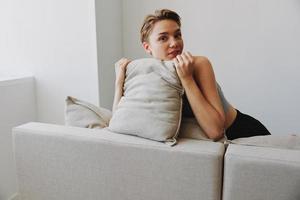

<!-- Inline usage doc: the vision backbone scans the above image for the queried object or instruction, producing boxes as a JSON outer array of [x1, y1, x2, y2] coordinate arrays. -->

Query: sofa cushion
[[229, 134, 300, 150], [65, 96, 112, 129], [108, 58, 184, 145], [223, 144, 300, 200], [13, 122, 225, 200]]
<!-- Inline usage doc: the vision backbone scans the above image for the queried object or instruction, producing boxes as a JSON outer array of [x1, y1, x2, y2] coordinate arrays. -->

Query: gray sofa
[[13, 122, 300, 200]]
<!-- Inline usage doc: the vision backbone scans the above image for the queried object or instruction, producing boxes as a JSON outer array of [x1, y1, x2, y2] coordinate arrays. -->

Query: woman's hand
[[173, 51, 195, 83], [113, 58, 131, 113], [114, 58, 131, 87], [176, 55, 226, 140]]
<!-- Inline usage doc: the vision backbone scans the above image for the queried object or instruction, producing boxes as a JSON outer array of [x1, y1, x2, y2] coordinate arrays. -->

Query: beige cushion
[[65, 96, 112, 129], [179, 117, 227, 143], [223, 144, 300, 200], [179, 117, 210, 140], [108, 58, 184, 145], [229, 134, 300, 150], [13, 122, 225, 200]]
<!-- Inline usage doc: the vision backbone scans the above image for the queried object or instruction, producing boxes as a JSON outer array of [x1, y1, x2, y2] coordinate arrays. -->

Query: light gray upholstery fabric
[[223, 144, 300, 200], [65, 96, 112, 129], [229, 134, 300, 150], [13, 122, 224, 200], [179, 117, 210, 140], [109, 58, 184, 145], [179, 117, 226, 142]]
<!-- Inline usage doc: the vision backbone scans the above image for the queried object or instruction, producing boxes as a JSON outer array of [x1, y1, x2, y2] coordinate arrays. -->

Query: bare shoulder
[[194, 56, 209, 63], [193, 56, 213, 72]]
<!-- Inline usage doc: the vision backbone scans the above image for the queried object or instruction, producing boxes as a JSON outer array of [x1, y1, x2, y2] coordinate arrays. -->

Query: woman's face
[[143, 19, 184, 61]]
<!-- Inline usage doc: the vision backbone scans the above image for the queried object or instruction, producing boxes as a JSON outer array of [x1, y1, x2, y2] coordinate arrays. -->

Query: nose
[[169, 37, 178, 48]]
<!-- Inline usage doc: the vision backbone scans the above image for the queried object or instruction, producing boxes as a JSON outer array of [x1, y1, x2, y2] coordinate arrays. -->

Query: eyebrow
[[158, 29, 181, 35]]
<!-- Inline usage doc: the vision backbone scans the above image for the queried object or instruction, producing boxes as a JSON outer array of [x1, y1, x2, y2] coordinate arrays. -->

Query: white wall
[[95, 0, 123, 109], [0, 1, 101, 198], [0, 0, 100, 125], [122, 0, 300, 135], [0, 77, 36, 200]]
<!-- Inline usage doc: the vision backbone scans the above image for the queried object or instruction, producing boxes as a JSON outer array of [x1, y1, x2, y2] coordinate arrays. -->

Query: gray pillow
[[65, 96, 112, 129], [108, 58, 184, 146]]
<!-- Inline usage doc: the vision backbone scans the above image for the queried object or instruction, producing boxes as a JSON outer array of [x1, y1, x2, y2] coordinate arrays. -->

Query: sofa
[[13, 122, 300, 200]]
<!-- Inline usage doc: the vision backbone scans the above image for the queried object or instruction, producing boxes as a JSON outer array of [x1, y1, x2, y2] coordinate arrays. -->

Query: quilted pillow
[[108, 58, 184, 146], [65, 96, 112, 129]]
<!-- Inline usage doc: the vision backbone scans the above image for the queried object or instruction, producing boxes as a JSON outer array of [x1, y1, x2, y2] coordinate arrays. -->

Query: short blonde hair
[[140, 9, 181, 43]]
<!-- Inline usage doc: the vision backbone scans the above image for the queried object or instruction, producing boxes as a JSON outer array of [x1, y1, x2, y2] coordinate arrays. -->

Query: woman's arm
[[174, 52, 225, 140], [112, 85, 123, 113], [112, 58, 131, 113]]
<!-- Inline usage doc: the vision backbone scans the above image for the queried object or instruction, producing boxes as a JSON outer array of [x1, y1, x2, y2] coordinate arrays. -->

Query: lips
[[168, 50, 181, 57]]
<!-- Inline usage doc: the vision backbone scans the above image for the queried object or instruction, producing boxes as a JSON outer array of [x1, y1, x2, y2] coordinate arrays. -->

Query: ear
[[142, 42, 152, 55]]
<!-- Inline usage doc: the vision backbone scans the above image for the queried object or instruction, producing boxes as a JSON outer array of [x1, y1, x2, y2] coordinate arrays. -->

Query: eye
[[158, 36, 168, 41], [175, 33, 182, 39]]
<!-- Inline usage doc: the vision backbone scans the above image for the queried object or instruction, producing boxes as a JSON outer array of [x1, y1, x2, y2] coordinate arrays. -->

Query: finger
[[118, 58, 131, 70], [183, 52, 192, 62], [123, 59, 131, 68], [173, 58, 179, 67], [115, 58, 128, 73], [119, 58, 129, 65], [186, 51, 193, 57], [124, 59, 131, 65], [116, 58, 125, 67], [173, 58, 181, 70], [181, 53, 189, 64], [173, 58, 183, 75], [119, 59, 127, 65], [118, 58, 125, 63], [176, 55, 184, 64], [185, 52, 194, 63]]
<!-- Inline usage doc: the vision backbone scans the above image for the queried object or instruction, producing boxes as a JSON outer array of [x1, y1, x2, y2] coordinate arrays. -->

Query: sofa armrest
[[222, 144, 300, 200], [13, 122, 225, 200]]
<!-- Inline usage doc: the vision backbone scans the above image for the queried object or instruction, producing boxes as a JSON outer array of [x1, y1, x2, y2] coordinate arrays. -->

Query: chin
[[167, 55, 177, 60], [153, 56, 172, 61]]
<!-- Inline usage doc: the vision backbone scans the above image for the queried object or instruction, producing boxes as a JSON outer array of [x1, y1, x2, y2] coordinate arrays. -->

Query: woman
[[114, 9, 271, 140]]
